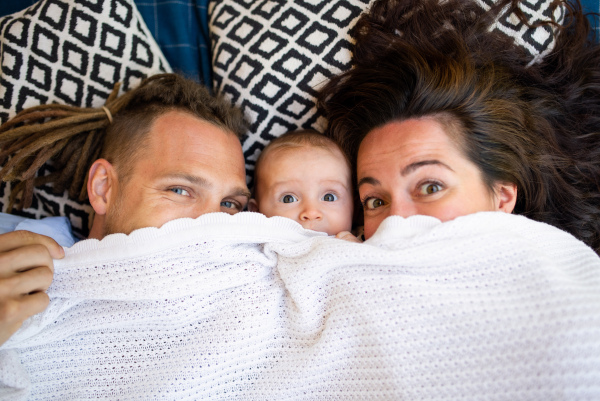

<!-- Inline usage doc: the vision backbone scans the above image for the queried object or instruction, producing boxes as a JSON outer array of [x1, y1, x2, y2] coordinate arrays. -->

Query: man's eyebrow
[[401, 160, 454, 176], [163, 173, 211, 187], [231, 187, 252, 199]]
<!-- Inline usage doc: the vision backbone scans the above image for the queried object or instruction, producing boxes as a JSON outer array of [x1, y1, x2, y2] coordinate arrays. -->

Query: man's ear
[[87, 159, 117, 216], [493, 182, 517, 213], [248, 199, 259, 213]]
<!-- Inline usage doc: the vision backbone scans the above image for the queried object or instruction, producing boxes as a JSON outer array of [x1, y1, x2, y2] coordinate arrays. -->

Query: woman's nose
[[389, 198, 417, 218]]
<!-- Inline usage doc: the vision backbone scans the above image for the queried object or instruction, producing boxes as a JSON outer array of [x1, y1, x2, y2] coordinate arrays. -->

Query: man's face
[[103, 110, 250, 236]]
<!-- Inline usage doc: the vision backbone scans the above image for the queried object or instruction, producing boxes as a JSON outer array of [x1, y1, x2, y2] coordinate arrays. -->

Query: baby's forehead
[[262, 142, 346, 165]]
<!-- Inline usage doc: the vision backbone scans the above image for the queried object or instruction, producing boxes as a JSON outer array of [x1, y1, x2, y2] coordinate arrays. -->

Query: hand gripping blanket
[[1, 212, 599, 400]]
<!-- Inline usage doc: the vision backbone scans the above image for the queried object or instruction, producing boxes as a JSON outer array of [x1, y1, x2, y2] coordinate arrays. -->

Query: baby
[[249, 130, 359, 241]]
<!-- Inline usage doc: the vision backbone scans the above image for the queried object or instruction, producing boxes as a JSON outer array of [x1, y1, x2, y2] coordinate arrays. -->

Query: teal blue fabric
[[581, 0, 599, 37], [0, 0, 37, 15], [135, 0, 212, 85], [0, 0, 212, 85]]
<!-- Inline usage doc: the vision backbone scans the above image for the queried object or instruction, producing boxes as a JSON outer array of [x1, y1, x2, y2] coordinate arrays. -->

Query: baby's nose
[[300, 203, 322, 221]]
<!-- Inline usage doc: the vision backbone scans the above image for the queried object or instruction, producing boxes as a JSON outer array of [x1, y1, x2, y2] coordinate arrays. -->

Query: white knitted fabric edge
[[1, 212, 599, 400]]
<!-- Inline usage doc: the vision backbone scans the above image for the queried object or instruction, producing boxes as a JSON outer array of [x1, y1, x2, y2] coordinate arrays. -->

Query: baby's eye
[[419, 182, 443, 195], [363, 197, 385, 210], [170, 187, 190, 196], [322, 193, 338, 202], [280, 194, 298, 203]]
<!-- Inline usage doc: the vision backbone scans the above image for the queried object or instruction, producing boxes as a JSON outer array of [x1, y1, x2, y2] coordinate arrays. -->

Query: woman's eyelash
[[360, 196, 375, 206]]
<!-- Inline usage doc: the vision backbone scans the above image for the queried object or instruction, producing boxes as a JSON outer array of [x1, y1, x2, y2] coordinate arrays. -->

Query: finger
[[335, 231, 352, 239], [0, 291, 49, 345], [0, 266, 54, 296], [0, 230, 64, 260], [335, 231, 362, 243], [0, 244, 56, 276]]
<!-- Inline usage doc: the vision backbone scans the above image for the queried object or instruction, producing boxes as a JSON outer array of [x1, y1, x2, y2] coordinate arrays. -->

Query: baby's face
[[254, 145, 353, 235]]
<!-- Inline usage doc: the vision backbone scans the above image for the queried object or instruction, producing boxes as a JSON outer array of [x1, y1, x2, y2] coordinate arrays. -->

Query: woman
[[319, 0, 600, 252]]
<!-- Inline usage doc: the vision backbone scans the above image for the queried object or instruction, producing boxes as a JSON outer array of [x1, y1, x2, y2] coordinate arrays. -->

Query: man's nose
[[193, 201, 221, 217], [300, 201, 322, 221]]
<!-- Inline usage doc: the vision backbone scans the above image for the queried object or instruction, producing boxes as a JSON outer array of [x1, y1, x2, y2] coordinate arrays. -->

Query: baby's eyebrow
[[270, 180, 303, 191]]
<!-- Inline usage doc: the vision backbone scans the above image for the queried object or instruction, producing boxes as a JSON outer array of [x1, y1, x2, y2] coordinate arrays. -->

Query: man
[[0, 73, 251, 345]]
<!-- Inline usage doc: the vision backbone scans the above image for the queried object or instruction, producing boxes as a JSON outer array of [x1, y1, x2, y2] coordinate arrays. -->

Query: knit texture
[[1, 211, 599, 400]]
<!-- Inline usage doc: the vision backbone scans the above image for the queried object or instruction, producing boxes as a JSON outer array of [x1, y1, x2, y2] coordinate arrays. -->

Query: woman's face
[[357, 117, 516, 239]]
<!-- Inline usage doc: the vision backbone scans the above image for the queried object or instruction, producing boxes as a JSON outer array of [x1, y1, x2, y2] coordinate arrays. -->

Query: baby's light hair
[[251, 129, 357, 227], [254, 130, 350, 189]]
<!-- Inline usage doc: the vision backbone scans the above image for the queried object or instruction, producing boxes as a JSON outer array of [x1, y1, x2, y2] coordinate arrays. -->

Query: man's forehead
[[149, 110, 234, 140]]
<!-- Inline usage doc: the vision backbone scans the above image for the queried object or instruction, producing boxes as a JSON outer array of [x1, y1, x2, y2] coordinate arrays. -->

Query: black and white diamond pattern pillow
[[209, 0, 375, 187], [476, 0, 565, 63], [209, 0, 565, 188], [0, 0, 171, 237], [0, 0, 171, 123]]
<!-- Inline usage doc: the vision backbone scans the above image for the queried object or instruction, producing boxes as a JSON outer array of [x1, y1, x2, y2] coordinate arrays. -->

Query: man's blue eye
[[322, 193, 338, 202], [171, 188, 189, 196], [221, 201, 235, 209], [281, 195, 298, 203]]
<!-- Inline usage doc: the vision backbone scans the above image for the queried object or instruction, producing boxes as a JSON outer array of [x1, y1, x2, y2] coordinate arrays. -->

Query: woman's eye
[[363, 197, 385, 210], [322, 193, 338, 202], [419, 182, 443, 195], [170, 188, 190, 196], [280, 194, 298, 203]]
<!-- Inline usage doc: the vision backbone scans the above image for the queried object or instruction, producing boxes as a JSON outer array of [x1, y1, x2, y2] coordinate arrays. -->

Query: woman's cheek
[[363, 216, 379, 240]]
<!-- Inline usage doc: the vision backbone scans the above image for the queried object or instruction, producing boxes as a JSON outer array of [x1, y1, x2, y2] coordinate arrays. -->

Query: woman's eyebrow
[[401, 160, 454, 176], [357, 176, 380, 189]]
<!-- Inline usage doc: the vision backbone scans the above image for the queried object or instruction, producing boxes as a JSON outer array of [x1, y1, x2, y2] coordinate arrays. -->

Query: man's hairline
[[110, 108, 242, 186]]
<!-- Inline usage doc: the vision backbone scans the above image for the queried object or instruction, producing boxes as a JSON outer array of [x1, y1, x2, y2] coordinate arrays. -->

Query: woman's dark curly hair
[[318, 0, 600, 254]]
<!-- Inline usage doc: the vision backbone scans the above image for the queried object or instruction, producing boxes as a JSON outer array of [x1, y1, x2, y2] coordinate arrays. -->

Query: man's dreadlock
[[0, 73, 247, 211]]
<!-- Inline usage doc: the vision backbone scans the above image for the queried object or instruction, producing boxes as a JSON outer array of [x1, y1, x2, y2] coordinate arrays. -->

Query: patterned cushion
[[476, 0, 565, 62], [209, 0, 565, 188], [0, 0, 171, 237], [210, 0, 373, 188]]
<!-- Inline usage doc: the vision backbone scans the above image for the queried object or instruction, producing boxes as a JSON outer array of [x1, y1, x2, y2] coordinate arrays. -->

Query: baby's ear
[[248, 199, 259, 212]]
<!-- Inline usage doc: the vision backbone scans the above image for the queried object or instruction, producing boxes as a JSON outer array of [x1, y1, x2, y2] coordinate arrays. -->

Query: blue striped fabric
[[135, 0, 212, 85], [0, 0, 212, 85]]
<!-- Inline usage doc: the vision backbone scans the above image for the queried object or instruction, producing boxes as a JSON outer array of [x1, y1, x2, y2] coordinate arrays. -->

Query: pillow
[[0, 0, 171, 238], [210, 0, 373, 188], [476, 0, 566, 63], [209, 0, 565, 188]]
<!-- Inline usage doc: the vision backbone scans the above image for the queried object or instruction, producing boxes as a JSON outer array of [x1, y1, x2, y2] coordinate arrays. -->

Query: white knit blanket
[[1, 212, 599, 400]]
